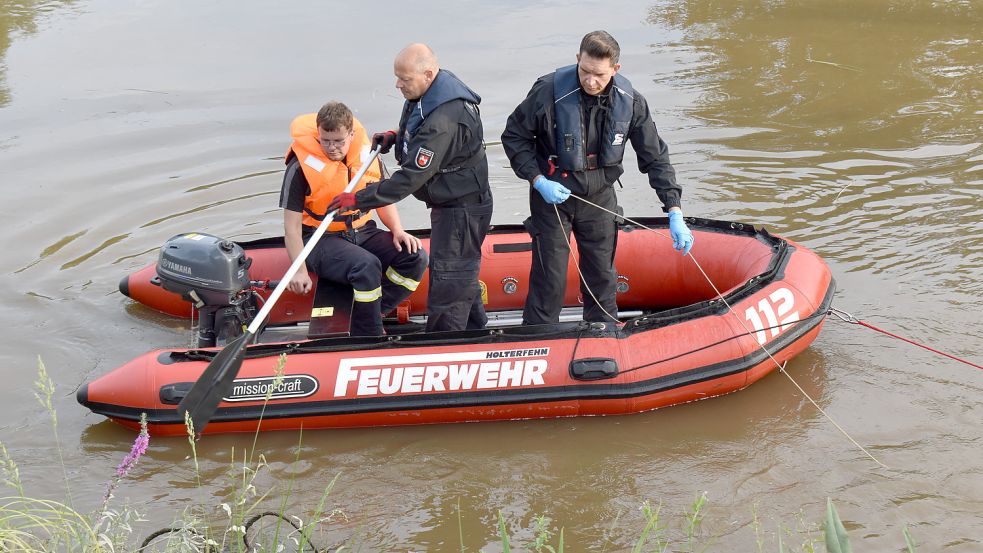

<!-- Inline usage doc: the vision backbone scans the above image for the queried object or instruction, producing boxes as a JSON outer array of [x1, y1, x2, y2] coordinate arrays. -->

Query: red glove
[[371, 130, 397, 154], [327, 192, 358, 213]]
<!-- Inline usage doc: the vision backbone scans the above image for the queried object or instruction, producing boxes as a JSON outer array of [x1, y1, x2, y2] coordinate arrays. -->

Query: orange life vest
[[286, 114, 381, 232]]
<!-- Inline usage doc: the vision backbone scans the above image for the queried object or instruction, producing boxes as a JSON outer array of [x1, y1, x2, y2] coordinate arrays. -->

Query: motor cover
[[156, 232, 251, 305]]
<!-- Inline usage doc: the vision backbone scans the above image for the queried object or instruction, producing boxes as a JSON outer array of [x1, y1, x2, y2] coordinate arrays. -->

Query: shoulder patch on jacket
[[415, 147, 435, 169]]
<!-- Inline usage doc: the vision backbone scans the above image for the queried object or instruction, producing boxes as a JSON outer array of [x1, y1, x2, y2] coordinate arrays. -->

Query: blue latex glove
[[533, 175, 571, 204], [668, 210, 694, 256]]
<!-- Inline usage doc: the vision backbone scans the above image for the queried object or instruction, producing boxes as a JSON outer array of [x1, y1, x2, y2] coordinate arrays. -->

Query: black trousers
[[426, 196, 493, 332], [523, 186, 619, 325], [305, 220, 428, 336]]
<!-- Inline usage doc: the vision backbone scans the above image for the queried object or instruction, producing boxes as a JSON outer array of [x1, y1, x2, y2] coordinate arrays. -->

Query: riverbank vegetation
[[0, 357, 919, 552]]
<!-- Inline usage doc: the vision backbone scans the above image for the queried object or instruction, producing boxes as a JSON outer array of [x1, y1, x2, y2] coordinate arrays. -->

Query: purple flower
[[102, 413, 150, 508], [115, 432, 149, 478]]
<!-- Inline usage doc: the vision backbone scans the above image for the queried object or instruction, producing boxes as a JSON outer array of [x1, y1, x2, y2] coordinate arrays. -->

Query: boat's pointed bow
[[75, 381, 89, 407], [118, 274, 131, 298], [78, 350, 167, 429]]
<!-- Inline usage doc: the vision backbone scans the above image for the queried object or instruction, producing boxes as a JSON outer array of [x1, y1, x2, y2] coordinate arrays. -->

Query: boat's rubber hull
[[87, 218, 834, 434]]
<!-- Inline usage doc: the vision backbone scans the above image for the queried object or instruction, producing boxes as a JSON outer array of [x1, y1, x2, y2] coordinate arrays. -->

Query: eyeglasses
[[320, 132, 353, 148]]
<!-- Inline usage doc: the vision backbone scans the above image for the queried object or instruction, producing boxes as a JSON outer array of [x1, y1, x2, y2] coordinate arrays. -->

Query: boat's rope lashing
[[568, 194, 887, 469], [829, 307, 982, 370], [624, 311, 829, 375]]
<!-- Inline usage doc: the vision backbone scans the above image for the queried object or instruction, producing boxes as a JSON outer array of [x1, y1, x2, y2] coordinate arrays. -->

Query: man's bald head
[[395, 43, 439, 74], [393, 43, 440, 100]]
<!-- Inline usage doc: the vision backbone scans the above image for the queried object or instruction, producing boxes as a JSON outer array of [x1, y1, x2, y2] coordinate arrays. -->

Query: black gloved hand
[[371, 130, 397, 154]]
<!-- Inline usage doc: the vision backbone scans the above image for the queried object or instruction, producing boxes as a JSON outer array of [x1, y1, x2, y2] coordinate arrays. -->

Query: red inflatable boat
[[80, 217, 834, 435]]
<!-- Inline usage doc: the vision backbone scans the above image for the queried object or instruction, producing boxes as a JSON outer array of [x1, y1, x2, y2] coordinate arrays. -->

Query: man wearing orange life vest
[[279, 101, 427, 336]]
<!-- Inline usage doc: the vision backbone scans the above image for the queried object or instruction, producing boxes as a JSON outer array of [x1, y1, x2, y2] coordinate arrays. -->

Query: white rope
[[551, 203, 620, 324], [567, 194, 887, 469]]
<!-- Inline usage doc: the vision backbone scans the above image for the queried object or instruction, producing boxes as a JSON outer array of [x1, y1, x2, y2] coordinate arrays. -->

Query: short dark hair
[[316, 101, 353, 133], [579, 30, 620, 64]]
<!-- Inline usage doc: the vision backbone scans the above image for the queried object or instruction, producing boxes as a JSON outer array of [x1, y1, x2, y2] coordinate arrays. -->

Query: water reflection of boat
[[78, 217, 834, 435]]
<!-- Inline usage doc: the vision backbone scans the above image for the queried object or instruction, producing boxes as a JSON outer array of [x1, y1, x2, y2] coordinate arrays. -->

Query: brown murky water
[[1, 1, 981, 551]]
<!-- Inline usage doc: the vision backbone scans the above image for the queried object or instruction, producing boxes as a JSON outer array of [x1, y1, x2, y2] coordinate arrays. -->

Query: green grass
[[0, 356, 921, 551]]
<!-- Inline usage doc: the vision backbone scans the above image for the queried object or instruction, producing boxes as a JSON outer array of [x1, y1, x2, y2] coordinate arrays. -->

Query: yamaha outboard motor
[[155, 233, 258, 347]]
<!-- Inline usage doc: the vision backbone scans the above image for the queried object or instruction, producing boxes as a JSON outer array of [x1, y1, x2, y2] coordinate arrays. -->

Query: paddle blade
[[177, 331, 252, 434]]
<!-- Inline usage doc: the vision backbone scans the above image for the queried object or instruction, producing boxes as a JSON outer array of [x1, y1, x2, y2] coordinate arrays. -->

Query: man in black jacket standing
[[501, 30, 694, 325], [329, 43, 493, 332]]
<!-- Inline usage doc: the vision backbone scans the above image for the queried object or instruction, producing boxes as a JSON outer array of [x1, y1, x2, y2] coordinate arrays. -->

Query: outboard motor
[[155, 233, 258, 347]]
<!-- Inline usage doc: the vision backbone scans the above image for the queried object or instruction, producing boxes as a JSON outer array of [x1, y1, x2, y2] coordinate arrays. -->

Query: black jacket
[[356, 70, 489, 209], [501, 70, 682, 210]]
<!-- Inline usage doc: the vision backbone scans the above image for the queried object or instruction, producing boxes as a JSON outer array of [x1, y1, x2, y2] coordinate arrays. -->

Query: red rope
[[857, 320, 983, 370]]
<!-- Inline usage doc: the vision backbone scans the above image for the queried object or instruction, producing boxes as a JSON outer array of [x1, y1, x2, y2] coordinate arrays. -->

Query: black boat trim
[[492, 242, 533, 253]]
